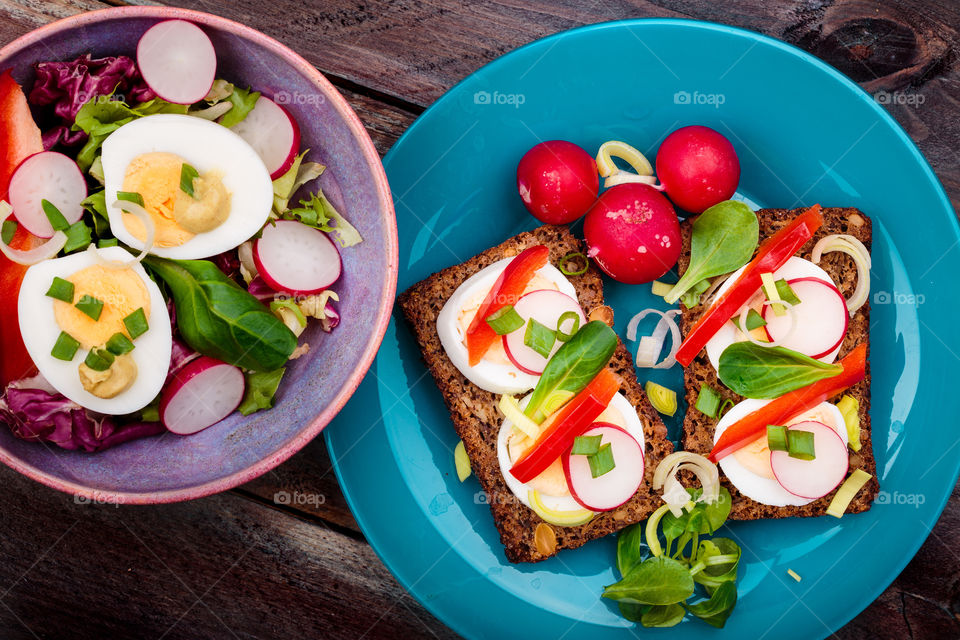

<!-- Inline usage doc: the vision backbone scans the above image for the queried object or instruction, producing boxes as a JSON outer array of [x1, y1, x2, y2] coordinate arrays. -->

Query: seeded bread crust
[[398, 225, 674, 563], [678, 207, 878, 519]]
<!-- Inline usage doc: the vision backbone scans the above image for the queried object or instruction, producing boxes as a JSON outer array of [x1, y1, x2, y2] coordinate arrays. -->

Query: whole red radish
[[583, 183, 680, 284], [517, 140, 599, 224], [656, 125, 740, 214]]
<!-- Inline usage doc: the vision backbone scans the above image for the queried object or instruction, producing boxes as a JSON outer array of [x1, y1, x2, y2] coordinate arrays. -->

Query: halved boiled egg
[[496, 392, 646, 511], [715, 398, 846, 506], [102, 114, 273, 259], [18, 247, 172, 415], [436, 256, 578, 394]]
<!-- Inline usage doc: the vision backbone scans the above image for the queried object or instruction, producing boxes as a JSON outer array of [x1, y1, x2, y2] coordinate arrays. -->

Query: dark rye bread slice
[[398, 225, 674, 563], [679, 207, 878, 519]]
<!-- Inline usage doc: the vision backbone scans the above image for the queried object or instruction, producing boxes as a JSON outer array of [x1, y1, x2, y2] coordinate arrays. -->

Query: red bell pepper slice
[[465, 244, 549, 366], [709, 343, 866, 462], [509, 368, 621, 483], [0, 69, 44, 386], [675, 205, 824, 367]]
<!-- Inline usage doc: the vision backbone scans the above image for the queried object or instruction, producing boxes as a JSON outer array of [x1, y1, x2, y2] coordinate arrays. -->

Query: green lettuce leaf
[[217, 85, 260, 128]]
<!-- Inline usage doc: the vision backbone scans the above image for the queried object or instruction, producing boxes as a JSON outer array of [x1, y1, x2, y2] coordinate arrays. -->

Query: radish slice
[[229, 96, 301, 179], [160, 356, 245, 435], [137, 20, 217, 104], [502, 289, 586, 375], [563, 423, 645, 511], [762, 277, 848, 359], [8, 151, 86, 238], [770, 421, 849, 499], [254, 220, 341, 295]]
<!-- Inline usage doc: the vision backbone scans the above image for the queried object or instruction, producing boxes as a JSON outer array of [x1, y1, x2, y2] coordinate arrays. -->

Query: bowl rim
[[0, 5, 398, 504]]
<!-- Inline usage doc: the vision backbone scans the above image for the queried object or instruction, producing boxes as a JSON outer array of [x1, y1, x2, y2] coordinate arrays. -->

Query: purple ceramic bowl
[[0, 7, 397, 503]]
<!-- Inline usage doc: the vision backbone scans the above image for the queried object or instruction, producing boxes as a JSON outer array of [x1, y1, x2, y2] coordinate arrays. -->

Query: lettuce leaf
[[238, 368, 285, 415], [72, 97, 188, 170], [217, 85, 260, 128], [284, 191, 363, 248]]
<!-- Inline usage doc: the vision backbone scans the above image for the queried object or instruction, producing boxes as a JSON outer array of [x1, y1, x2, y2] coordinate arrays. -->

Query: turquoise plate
[[326, 18, 958, 639]]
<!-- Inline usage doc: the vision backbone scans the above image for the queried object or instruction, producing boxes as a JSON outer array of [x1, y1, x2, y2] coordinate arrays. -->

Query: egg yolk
[[53, 265, 151, 350], [120, 152, 231, 247], [731, 404, 842, 479]]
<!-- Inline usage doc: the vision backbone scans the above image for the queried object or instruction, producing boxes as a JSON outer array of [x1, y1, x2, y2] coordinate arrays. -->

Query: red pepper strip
[[465, 244, 549, 366], [0, 69, 44, 386], [510, 368, 621, 483], [709, 343, 866, 462], [675, 205, 824, 367]]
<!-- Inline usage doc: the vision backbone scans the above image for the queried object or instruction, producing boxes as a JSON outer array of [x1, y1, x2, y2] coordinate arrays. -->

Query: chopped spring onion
[[97, 200, 156, 268], [626, 308, 681, 369], [524, 318, 556, 358], [588, 442, 615, 478], [75, 294, 104, 321], [787, 429, 816, 460], [45, 277, 75, 303], [766, 425, 789, 452], [528, 490, 595, 527], [602, 172, 658, 188], [98, 238, 119, 248], [651, 280, 673, 297], [787, 569, 802, 582], [0, 201, 67, 265], [775, 278, 801, 305], [812, 234, 871, 315], [180, 163, 200, 198], [644, 504, 672, 557], [454, 440, 471, 482], [51, 331, 80, 361], [555, 311, 581, 342], [836, 395, 861, 451], [645, 381, 677, 417], [105, 332, 135, 356], [116, 191, 145, 207], [731, 308, 766, 332], [270, 299, 307, 328], [559, 252, 589, 276], [41, 199, 69, 231], [1, 219, 14, 245], [486, 305, 524, 335], [653, 452, 720, 517], [498, 394, 540, 439], [680, 278, 711, 308], [63, 220, 92, 254], [571, 434, 602, 456], [695, 384, 721, 418], [83, 348, 115, 372], [123, 307, 149, 339], [826, 469, 873, 518], [718, 398, 735, 417], [761, 272, 786, 316], [741, 300, 796, 348], [595, 140, 657, 189]]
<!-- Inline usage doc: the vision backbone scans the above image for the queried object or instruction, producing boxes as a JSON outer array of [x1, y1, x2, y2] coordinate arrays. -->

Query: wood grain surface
[[0, 1, 957, 638]]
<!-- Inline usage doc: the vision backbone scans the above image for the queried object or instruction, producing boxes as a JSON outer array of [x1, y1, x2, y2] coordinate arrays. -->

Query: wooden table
[[1, 1, 958, 638]]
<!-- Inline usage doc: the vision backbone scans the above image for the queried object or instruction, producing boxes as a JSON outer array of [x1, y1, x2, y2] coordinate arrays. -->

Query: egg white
[[714, 398, 847, 507], [18, 247, 173, 415], [436, 257, 578, 395], [704, 257, 841, 370], [101, 114, 273, 259], [496, 392, 646, 512]]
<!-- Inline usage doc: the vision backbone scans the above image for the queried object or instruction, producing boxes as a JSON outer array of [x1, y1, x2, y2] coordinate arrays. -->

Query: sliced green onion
[[571, 434, 602, 456], [97, 238, 119, 248], [83, 348, 115, 372], [775, 278, 801, 305], [180, 163, 200, 198], [588, 442, 615, 478], [766, 425, 789, 452], [836, 395, 861, 451], [787, 429, 816, 460], [45, 276, 75, 303], [105, 332, 135, 356], [51, 331, 80, 361], [1, 219, 15, 245], [718, 398, 735, 417], [826, 469, 873, 518], [731, 308, 766, 332], [555, 311, 581, 342], [485, 305, 524, 335], [524, 318, 556, 358], [454, 440, 471, 482], [761, 272, 786, 316], [498, 394, 540, 439], [812, 234, 871, 315], [116, 191, 145, 207], [651, 280, 673, 297], [645, 380, 677, 417], [41, 199, 69, 231], [695, 384, 721, 418], [63, 219, 92, 254], [680, 278, 711, 308], [75, 294, 104, 321], [123, 307, 149, 339], [270, 299, 307, 328], [787, 569, 802, 582], [559, 252, 589, 276]]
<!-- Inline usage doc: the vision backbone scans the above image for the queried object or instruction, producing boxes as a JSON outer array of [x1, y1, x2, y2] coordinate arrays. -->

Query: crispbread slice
[[679, 207, 878, 519], [398, 225, 673, 563]]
